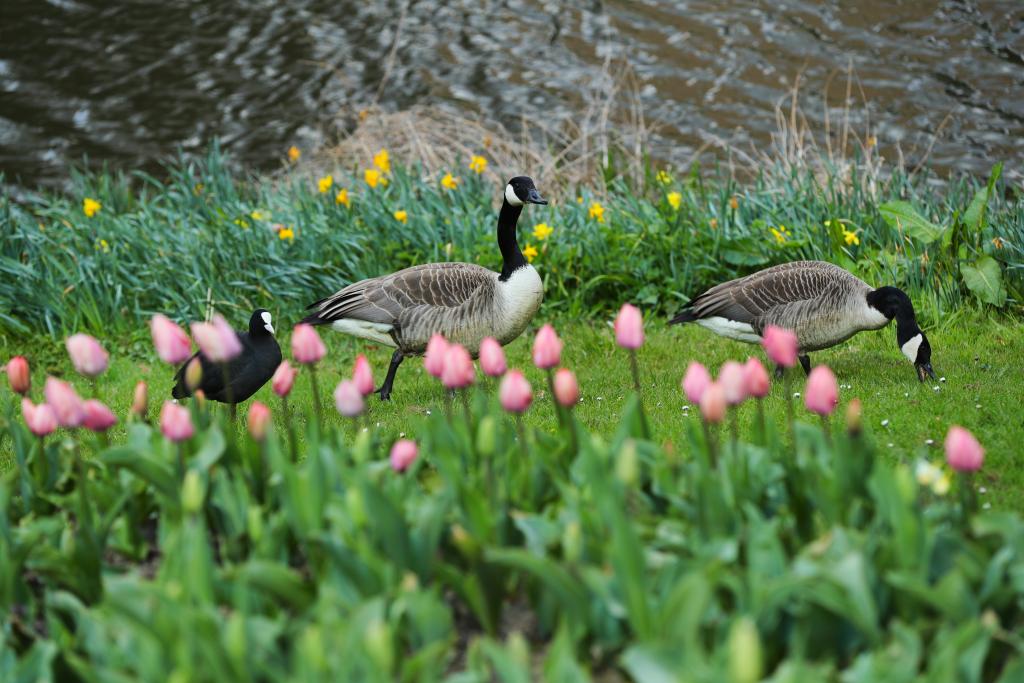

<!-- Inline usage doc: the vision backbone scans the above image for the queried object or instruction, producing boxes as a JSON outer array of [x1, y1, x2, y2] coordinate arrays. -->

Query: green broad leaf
[[227, 560, 313, 611], [620, 644, 681, 683], [963, 162, 1003, 232], [879, 201, 943, 244], [961, 255, 1006, 307], [101, 447, 177, 500], [192, 426, 226, 470], [485, 548, 589, 628]]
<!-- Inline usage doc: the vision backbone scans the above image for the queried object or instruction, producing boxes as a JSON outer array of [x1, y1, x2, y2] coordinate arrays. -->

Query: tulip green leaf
[[879, 201, 943, 244], [961, 255, 1006, 307]]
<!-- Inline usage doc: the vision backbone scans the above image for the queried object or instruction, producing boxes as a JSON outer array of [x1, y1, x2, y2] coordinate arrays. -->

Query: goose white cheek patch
[[901, 333, 923, 363], [504, 184, 524, 206]]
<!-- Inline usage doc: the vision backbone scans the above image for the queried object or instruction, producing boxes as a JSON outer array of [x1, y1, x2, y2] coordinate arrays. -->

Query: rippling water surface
[[1, 0, 1022, 190]]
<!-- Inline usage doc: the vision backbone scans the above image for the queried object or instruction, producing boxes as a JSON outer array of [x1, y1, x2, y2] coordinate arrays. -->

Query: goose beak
[[526, 188, 548, 205], [915, 362, 935, 382]]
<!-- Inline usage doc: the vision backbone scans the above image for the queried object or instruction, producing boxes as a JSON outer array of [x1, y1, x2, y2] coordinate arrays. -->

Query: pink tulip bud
[[479, 337, 507, 377], [353, 355, 375, 396], [333, 379, 365, 417], [82, 399, 117, 432], [65, 333, 109, 377], [271, 360, 297, 397], [945, 426, 984, 472], [191, 315, 242, 363], [499, 370, 533, 413], [291, 323, 326, 365], [390, 439, 419, 472], [614, 303, 644, 349], [682, 362, 711, 404], [804, 365, 838, 416], [700, 382, 727, 423], [762, 326, 798, 368], [160, 401, 194, 442], [6, 356, 30, 395], [184, 357, 203, 392], [150, 314, 193, 364], [553, 368, 580, 408], [743, 357, 771, 398], [247, 401, 271, 441], [441, 344, 475, 389], [44, 376, 85, 427], [21, 398, 57, 437], [532, 324, 563, 369], [131, 381, 148, 418], [718, 361, 748, 406], [424, 334, 449, 378], [212, 314, 243, 359]]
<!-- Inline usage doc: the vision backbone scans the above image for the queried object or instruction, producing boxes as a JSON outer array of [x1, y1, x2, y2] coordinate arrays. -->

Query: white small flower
[[881, 419, 890, 427], [976, 404, 982, 409], [793, 392, 801, 398], [979, 486, 988, 494], [925, 439, 934, 445], [887, 443, 894, 448], [983, 502, 992, 510], [939, 376, 946, 383], [933, 386, 940, 392]]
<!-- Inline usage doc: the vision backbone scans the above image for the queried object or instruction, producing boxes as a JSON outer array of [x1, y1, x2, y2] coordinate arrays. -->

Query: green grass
[[5, 313, 1022, 509]]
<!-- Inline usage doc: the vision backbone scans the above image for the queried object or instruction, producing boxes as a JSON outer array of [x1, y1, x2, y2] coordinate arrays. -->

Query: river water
[[1, 0, 1022, 191]]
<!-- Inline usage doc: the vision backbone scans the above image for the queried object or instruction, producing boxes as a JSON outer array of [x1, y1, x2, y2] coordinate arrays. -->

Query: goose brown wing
[[304, 262, 495, 325]]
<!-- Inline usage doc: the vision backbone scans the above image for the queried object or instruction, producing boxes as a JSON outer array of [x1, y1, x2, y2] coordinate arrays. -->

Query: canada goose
[[670, 260, 936, 381], [302, 176, 548, 400], [172, 309, 282, 403]]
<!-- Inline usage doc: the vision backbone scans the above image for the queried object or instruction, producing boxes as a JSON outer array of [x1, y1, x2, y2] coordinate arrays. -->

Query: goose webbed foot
[[799, 354, 811, 376], [375, 349, 405, 402]]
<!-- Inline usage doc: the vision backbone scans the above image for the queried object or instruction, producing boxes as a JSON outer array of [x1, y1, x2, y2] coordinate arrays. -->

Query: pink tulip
[[614, 303, 644, 349], [945, 426, 984, 472], [718, 361, 748, 406], [131, 381, 148, 418], [333, 379, 365, 417], [553, 368, 580, 408], [681, 362, 710, 404], [65, 333, 109, 377], [353, 355, 375, 396], [291, 323, 326, 364], [499, 370, 533, 413], [248, 401, 271, 441], [743, 357, 771, 398], [390, 439, 419, 472], [160, 401, 194, 442], [424, 334, 449, 378], [150, 314, 193, 364], [44, 376, 85, 427], [479, 337, 507, 377], [6, 356, 30, 395], [804, 365, 838, 416], [700, 382, 727, 423], [532, 324, 563, 369], [271, 360, 298, 397], [441, 344, 475, 389], [762, 325, 798, 368], [82, 399, 117, 432], [191, 314, 242, 363], [21, 398, 57, 437]]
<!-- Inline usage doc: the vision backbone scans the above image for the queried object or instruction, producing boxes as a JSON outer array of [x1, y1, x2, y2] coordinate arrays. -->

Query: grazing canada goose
[[302, 176, 548, 400], [670, 260, 936, 381], [171, 309, 282, 404]]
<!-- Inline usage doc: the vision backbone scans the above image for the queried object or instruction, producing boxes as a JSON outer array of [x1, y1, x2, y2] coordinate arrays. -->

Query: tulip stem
[[784, 370, 794, 438], [308, 366, 323, 425], [177, 443, 186, 479], [221, 363, 234, 409], [821, 414, 832, 446], [757, 399, 766, 445], [546, 369, 564, 427], [628, 350, 651, 439], [515, 416, 528, 495], [729, 409, 739, 448], [701, 419, 718, 467], [281, 396, 298, 461]]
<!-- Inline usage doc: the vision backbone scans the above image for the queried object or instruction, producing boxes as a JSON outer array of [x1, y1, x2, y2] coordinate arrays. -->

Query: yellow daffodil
[[95, 239, 110, 253], [234, 218, 250, 229], [365, 168, 381, 188], [469, 155, 487, 174], [729, 195, 739, 210], [770, 225, 790, 244], [523, 243, 538, 263], [866, 135, 877, 148], [589, 202, 605, 223], [441, 172, 459, 190], [335, 188, 350, 207], [576, 196, 583, 204], [373, 149, 391, 174], [993, 237, 1004, 249], [278, 227, 295, 242], [532, 223, 553, 241], [709, 218, 718, 230], [667, 192, 682, 211], [250, 210, 268, 221], [83, 198, 102, 218], [193, 183, 204, 196], [288, 146, 301, 162], [842, 228, 860, 246], [317, 175, 333, 194], [655, 170, 672, 185], [933, 473, 951, 496], [394, 209, 408, 224]]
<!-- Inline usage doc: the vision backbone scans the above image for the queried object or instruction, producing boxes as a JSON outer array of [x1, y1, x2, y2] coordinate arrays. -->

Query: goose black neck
[[497, 199, 527, 281], [867, 287, 920, 345]]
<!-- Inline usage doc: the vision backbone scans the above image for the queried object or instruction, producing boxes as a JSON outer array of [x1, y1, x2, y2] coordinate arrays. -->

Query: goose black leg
[[376, 349, 404, 401], [774, 364, 785, 380], [799, 354, 811, 376]]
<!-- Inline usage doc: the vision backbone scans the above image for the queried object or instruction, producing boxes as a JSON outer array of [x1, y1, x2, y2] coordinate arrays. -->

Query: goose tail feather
[[669, 308, 698, 325]]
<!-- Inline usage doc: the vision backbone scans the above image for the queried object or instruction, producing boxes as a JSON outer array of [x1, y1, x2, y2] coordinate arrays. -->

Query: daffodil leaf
[[879, 201, 943, 244], [963, 162, 1002, 232], [961, 255, 1006, 307]]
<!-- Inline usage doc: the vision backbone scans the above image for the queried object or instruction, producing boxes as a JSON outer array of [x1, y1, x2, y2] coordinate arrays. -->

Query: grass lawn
[[3, 313, 1022, 508]]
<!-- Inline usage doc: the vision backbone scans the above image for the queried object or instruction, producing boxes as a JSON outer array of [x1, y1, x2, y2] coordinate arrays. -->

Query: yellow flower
[[576, 196, 583, 204], [317, 175, 333, 194], [866, 135, 877, 148], [250, 210, 268, 221], [842, 228, 860, 246], [469, 155, 487, 174], [278, 227, 295, 242], [83, 198, 102, 218], [364, 168, 381, 188], [394, 209, 408, 224], [993, 237, 1004, 249], [588, 202, 605, 222], [523, 243, 538, 262], [655, 170, 672, 185], [709, 218, 718, 230], [933, 473, 951, 496], [335, 188, 350, 207], [234, 218, 250, 229], [95, 238, 110, 253], [441, 172, 459, 190], [373, 149, 390, 174], [287, 146, 301, 162], [667, 192, 682, 211], [770, 225, 791, 244], [915, 460, 940, 488], [193, 183, 204, 196], [532, 222, 553, 241], [729, 195, 739, 210]]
